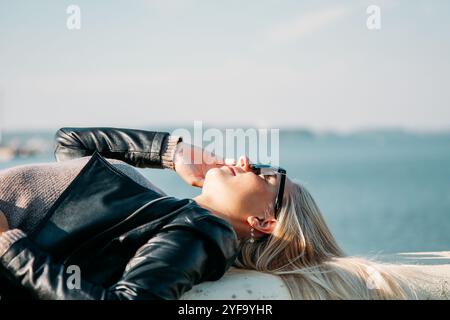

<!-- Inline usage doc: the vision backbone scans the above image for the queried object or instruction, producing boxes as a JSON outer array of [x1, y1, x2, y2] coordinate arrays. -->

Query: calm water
[[1, 130, 450, 255]]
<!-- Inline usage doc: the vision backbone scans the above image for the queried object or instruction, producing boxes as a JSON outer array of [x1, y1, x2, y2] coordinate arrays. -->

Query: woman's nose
[[238, 155, 251, 172]]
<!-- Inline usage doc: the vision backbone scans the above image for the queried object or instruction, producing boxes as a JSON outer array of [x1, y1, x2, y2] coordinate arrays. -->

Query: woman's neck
[[193, 194, 245, 239], [192, 194, 229, 222]]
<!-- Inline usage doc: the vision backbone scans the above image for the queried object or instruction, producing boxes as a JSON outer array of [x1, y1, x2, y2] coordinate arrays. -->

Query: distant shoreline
[[2, 126, 450, 136]]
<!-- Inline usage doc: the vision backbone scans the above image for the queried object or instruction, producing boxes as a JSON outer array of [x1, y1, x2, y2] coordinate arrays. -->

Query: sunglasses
[[249, 164, 287, 219]]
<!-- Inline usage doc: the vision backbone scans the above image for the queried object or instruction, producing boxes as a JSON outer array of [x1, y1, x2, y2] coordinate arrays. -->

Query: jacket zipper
[[62, 195, 172, 265]]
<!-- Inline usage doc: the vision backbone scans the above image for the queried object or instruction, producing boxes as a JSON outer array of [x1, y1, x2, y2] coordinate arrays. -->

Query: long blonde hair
[[235, 182, 421, 299]]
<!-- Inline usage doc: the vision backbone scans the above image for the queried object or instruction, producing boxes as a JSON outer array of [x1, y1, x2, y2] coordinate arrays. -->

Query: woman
[[0, 127, 419, 300]]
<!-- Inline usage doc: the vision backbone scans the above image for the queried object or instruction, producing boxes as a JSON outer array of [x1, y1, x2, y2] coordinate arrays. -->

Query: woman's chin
[[206, 167, 224, 178], [203, 167, 230, 190]]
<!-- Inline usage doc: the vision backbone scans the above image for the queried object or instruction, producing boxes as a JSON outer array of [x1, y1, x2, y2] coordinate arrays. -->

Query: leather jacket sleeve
[[0, 227, 222, 300], [54, 127, 171, 168]]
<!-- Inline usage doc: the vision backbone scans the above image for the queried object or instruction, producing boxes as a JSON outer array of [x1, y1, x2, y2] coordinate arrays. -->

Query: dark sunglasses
[[249, 164, 287, 219]]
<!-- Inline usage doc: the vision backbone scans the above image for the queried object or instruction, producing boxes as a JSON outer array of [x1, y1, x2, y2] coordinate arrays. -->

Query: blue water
[[1, 130, 450, 255]]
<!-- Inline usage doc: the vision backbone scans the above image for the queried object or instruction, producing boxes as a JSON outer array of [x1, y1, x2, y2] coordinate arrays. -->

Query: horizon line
[[2, 124, 450, 135]]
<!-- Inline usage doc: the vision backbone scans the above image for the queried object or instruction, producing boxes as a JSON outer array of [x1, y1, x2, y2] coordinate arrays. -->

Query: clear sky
[[0, 0, 449, 132]]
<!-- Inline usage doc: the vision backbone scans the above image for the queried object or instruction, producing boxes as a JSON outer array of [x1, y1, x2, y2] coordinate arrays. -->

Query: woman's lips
[[228, 167, 236, 176]]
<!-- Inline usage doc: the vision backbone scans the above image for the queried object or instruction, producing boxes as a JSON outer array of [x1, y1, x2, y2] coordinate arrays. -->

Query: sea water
[[1, 130, 449, 255]]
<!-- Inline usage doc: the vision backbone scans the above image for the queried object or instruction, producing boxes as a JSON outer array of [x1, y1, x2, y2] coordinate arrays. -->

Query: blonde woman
[[0, 127, 420, 299], [197, 155, 421, 300]]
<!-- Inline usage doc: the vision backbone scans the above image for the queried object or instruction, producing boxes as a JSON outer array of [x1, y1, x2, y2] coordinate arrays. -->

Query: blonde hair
[[234, 182, 421, 299]]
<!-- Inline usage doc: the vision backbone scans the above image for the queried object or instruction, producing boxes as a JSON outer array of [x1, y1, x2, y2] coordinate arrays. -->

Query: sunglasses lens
[[249, 163, 287, 219]]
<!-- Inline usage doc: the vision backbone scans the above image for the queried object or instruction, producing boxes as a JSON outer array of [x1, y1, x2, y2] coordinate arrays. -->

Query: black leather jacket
[[0, 127, 239, 300]]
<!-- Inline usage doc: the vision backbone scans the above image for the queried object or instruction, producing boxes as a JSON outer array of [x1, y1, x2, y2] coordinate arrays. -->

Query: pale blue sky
[[0, 0, 449, 131]]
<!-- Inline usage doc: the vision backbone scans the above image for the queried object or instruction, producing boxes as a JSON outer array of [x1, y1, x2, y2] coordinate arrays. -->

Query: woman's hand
[[0, 210, 9, 235], [173, 142, 235, 188]]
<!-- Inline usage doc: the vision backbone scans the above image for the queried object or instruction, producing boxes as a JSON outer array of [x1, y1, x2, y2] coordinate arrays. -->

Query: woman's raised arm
[[54, 127, 180, 169]]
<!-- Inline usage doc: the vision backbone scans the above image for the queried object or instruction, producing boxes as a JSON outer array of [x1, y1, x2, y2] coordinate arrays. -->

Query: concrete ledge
[[181, 251, 450, 300], [181, 268, 291, 300]]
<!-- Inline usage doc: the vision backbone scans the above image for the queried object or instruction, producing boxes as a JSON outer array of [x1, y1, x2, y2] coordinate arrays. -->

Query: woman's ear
[[246, 216, 277, 235]]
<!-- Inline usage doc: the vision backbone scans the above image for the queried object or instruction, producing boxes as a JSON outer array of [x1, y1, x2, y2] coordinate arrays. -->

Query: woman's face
[[201, 156, 280, 222]]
